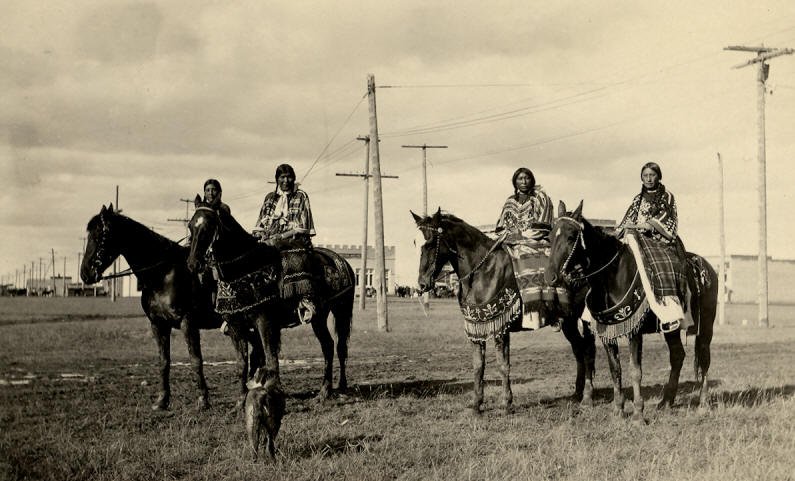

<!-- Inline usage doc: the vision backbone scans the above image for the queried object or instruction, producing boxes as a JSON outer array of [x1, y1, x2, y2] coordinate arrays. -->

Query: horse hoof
[[580, 396, 594, 409], [656, 400, 672, 411], [151, 403, 168, 412], [196, 398, 210, 411], [503, 405, 515, 415], [631, 413, 646, 426]]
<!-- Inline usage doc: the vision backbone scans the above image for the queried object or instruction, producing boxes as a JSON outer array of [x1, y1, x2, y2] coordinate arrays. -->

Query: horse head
[[412, 208, 457, 293], [81, 204, 119, 284], [187, 195, 220, 274], [546, 200, 587, 287]]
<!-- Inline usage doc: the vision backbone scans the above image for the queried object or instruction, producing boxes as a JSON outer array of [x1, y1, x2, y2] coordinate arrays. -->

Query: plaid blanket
[[633, 233, 687, 303]]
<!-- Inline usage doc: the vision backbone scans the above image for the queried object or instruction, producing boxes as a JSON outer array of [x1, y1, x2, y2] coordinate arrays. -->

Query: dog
[[244, 377, 286, 461]]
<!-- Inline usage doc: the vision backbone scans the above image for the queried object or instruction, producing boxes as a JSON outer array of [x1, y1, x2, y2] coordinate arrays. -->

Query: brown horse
[[413, 209, 596, 414], [546, 201, 716, 423], [186, 197, 355, 459], [80, 205, 260, 411]]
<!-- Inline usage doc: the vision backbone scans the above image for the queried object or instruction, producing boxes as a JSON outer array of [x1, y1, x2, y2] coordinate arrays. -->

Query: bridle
[[417, 225, 456, 292], [90, 213, 113, 273], [190, 206, 221, 263], [417, 223, 499, 292], [555, 216, 620, 283]]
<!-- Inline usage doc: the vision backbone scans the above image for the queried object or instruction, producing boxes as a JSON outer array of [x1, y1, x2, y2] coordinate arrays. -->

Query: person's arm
[[615, 196, 640, 238]]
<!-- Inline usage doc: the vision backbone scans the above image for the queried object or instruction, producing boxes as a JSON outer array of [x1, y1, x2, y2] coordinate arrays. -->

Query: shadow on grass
[[286, 377, 535, 402], [291, 433, 383, 459], [538, 379, 723, 408]]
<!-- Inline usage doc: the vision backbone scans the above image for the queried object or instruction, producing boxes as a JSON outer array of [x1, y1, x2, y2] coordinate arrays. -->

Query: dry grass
[[0, 297, 794, 481]]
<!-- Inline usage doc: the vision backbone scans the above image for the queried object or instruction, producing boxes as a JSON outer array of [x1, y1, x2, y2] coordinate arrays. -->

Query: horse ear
[[411, 210, 423, 225], [100, 205, 107, 215], [107, 203, 115, 214], [432, 207, 442, 222], [194, 194, 202, 208], [573, 200, 584, 220], [557, 200, 567, 218]]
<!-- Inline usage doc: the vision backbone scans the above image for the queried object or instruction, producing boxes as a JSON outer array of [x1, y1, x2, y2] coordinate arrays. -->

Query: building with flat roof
[[316, 244, 397, 295]]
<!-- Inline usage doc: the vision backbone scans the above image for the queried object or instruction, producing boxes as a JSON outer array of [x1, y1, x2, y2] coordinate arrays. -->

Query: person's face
[[515, 172, 532, 194], [278, 173, 295, 192], [204, 184, 219, 203], [641, 168, 660, 190]]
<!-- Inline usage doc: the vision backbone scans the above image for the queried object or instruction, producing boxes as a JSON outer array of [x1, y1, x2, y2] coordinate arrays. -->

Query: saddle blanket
[[501, 239, 571, 323]]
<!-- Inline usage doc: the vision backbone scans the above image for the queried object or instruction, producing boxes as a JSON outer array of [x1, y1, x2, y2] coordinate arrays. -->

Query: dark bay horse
[[413, 209, 596, 414], [546, 201, 717, 423], [185, 198, 355, 400], [80, 205, 259, 411]]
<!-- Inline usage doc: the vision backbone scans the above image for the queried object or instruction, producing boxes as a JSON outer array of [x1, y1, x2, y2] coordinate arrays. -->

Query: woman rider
[[203, 178, 231, 215], [253, 164, 317, 323], [496, 167, 563, 330]]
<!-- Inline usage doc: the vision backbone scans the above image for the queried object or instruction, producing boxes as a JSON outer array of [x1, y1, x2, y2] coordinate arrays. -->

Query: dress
[[495, 186, 553, 240]]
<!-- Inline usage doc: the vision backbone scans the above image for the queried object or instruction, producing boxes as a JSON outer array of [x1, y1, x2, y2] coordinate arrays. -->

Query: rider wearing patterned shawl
[[254, 164, 317, 323], [615, 162, 689, 331], [496, 167, 567, 330]]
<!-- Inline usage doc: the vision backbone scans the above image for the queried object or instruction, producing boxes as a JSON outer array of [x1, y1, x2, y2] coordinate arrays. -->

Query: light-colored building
[[703, 255, 795, 304], [317, 244, 397, 295]]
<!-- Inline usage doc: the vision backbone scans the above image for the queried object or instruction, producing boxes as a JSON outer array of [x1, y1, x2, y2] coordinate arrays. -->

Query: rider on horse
[[615, 162, 690, 332], [253, 163, 318, 324], [495, 167, 567, 330]]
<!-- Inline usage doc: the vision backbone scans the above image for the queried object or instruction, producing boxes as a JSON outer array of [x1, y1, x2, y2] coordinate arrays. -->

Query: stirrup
[[297, 298, 315, 323], [660, 319, 681, 333]]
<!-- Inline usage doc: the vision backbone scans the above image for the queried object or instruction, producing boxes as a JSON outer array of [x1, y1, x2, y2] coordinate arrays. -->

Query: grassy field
[[0, 297, 793, 481]]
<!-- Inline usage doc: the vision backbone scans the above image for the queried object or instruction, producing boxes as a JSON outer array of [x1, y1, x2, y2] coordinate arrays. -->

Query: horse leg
[[226, 318, 251, 412], [494, 333, 513, 413], [658, 330, 685, 410], [471, 340, 486, 415], [251, 312, 282, 388], [603, 340, 624, 416], [695, 328, 713, 412], [331, 301, 353, 393], [181, 318, 210, 410], [628, 334, 645, 425], [150, 321, 172, 411], [561, 317, 595, 407], [310, 307, 334, 401]]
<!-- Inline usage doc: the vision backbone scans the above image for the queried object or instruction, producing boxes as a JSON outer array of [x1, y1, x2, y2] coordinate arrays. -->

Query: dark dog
[[244, 378, 286, 461]]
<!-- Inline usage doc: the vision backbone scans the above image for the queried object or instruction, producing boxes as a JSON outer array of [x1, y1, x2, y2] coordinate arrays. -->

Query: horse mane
[[88, 211, 183, 254], [438, 212, 494, 248]]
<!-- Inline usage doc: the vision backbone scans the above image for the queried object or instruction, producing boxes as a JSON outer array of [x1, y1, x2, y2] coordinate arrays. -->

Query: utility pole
[[38, 258, 43, 296], [402, 143, 448, 310], [717, 153, 726, 326], [401, 144, 448, 217], [725, 45, 793, 327], [111, 186, 119, 302], [336, 136, 398, 310], [168, 198, 193, 244], [51, 248, 56, 295], [367, 74, 389, 331], [63, 257, 67, 297]]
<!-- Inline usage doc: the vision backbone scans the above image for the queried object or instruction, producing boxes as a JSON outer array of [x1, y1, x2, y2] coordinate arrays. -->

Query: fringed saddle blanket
[[279, 247, 317, 300], [216, 264, 280, 315], [587, 270, 655, 344], [501, 239, 572, 321], [319, 249, 355, 301], [214, 244, 281, 315], [460, 287, 522, 342]]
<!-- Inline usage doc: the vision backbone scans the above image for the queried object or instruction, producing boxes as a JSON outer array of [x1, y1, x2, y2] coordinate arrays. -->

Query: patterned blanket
[[501, 238, 572, 321]]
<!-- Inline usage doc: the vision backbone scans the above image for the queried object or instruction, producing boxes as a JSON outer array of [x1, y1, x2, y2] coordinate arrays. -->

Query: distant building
[[703, 254, 795, 304], [317, 244, 397, 295]]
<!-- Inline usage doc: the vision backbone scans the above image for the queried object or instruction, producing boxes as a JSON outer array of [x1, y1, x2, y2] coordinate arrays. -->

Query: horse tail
[[691, 254, 717, 381]]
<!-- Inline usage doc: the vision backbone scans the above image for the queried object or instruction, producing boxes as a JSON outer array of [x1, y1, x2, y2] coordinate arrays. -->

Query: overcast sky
[[2, 0, 795, 287]]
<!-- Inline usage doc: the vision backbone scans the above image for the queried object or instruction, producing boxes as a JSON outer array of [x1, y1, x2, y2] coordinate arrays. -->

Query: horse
[[412, 209, 596, 414], [185, 197, 355, 401], [546, 201, 717, 423], [80, 204, 261, 411]]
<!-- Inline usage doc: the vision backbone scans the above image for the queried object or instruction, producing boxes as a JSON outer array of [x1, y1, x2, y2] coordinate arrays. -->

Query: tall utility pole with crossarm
[[724, 44, 793, 327]]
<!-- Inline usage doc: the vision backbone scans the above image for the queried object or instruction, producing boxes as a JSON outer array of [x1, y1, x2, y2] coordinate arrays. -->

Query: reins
[[556, 216, 621, 282]]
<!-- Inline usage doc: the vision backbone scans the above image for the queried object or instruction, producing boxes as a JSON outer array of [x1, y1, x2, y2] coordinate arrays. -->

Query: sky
[[2, 0, 795, 288]]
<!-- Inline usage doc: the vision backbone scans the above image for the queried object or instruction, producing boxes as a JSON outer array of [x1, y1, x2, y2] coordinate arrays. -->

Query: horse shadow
[[286, 377, 538, 403], [538, 381, 795, 410]]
